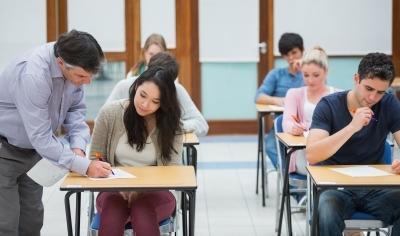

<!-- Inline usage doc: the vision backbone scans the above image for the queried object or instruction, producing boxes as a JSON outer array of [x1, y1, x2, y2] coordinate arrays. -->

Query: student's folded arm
[[306, 126, 357, 165], [255, 70, 282, 105], [176, 83, 209, 136]]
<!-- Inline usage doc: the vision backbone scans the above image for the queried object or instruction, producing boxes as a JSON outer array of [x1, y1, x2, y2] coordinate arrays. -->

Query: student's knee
[[318, 191, 346, 228]]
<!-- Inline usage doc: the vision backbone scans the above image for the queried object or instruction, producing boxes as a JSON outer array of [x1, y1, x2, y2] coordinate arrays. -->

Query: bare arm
[[256, 94, 284, 106], [306, 107, 374, 164], [391, 130, 400, 173]]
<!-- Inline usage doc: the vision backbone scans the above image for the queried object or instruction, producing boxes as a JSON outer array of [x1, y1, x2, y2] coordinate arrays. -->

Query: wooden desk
[[275, 132, 306, 236], [255, 104, 284, 206], [307, 165, 400, 236], [183, 132, 200, 172], [60, 166, 197, 236]]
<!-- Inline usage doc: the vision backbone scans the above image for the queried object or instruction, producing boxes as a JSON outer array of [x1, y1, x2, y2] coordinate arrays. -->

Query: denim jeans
[[265, 128, 278, 169], [318, 189, 400, 236]]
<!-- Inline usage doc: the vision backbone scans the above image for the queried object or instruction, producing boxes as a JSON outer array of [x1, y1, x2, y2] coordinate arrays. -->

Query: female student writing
[[282, 47, 339, 175], [90, 66, 183, 236]]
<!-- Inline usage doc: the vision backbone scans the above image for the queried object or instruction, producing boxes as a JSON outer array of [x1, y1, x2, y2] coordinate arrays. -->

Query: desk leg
[[256, 113, 267, 206], [256, 113, 262, 195], [182, 192, 188, 236], [187, 190, 196, 236], [188, 145, 197, 174], [64, 191, 74, 236], [277, 147, 295, 236], [311, 183, 320, 236], [75, 192, 81, 236]]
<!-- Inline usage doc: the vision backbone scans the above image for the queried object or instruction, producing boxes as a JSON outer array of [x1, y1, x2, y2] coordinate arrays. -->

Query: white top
[[115, 133, 157, 167], [105, 76, 209, 136]]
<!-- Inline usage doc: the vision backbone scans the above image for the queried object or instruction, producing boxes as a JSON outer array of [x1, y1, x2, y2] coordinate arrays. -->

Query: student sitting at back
[[255, 32, 304, 167]]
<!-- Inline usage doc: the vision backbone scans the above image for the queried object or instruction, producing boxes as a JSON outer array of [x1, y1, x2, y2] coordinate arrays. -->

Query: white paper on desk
[[89, 168, 136, 180], [330, 166, 394, 177], [27, 158, 69, 187]]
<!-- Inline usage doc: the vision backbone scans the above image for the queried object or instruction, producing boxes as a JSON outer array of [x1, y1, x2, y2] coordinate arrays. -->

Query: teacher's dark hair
[[54, 29, 104, 74]]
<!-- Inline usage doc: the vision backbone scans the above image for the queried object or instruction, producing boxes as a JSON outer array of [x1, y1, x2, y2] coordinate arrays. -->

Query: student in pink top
[[282, 47, 339, 174]]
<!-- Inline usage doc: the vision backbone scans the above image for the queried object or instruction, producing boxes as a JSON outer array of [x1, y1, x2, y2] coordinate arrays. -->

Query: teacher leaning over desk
[[0, 30, 112, 236]]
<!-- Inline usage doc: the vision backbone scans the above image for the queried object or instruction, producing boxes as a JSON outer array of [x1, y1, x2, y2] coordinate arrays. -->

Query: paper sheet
[[330, 166, 394, 177], [27, 158, 69, 187], [89, 168, 136, 180]]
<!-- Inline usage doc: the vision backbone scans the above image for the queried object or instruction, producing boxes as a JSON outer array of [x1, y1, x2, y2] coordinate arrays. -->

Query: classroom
[[0, 0, 399, 236]]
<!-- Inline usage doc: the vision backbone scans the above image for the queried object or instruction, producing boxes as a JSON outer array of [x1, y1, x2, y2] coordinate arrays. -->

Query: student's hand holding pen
[[290, 115, 307, 136], [85, 152, 113, 178], [94, 152, 115, 175], [349, 107, 375, 132]]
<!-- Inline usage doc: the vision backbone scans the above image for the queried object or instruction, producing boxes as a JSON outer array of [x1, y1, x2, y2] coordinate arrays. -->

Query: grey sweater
[[89, 100, 183, 166]]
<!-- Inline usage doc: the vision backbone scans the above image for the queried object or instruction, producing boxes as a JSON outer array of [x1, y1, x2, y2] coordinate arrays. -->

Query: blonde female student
[[90, 66, 183, 236], [282, 47, 340, 175]]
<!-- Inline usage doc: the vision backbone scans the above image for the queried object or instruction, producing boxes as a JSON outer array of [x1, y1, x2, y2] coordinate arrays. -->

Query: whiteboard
[[68, 0, 125, 52], [0, 0, 46, 71], [274, 0, 392, 56], [141, 0, 176, 48], [199, 0, 259, 62]]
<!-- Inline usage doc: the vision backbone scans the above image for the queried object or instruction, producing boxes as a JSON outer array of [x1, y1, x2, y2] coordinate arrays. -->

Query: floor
[[41, 135, 386, 236]]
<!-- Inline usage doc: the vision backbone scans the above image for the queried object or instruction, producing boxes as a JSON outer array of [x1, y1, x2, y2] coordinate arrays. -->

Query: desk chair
[[343, 141, 393, 236], [87, 191, 179, 236], [274, 115, 307, 232]]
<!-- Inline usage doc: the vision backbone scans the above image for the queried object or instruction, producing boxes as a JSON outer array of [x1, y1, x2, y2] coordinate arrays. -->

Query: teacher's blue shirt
[[0, 43, 90, 175]]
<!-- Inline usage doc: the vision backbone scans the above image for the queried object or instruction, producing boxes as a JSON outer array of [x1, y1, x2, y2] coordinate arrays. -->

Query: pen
[[351, 109, 378, 122], [95, 152, 115, 175]]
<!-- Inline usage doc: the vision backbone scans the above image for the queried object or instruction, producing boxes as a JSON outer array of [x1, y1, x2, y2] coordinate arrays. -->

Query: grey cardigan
[[89, 100, 183, 166]]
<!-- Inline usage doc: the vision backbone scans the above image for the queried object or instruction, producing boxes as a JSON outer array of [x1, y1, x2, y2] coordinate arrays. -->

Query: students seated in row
[[90, 67, 183, 236], [106, 35, 208, 136], [306, 53, 400, 236], [282, 47, 339, 175], [255, 32, 304, 167]]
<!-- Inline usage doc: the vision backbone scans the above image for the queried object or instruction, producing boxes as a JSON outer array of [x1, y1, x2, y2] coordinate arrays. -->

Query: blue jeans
[[318, 189, 400, 236], [265, 128, 278, 169]]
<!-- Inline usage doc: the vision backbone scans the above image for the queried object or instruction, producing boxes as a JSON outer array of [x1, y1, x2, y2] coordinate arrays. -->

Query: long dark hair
[[123, 66, 182, 163]]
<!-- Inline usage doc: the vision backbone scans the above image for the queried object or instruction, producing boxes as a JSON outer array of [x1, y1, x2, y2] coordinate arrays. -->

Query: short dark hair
[[147, 52, 179, 80], [54, 29, 104, 74], [358, 52, 395, 84], [124, 66, 181, 164], [278, 33, 304, 56]]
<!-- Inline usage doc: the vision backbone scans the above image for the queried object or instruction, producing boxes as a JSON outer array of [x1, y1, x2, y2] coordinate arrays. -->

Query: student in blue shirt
[[306, 53, 400, 236], [0, 30, 111, 236], [255, 33, 304, 167]]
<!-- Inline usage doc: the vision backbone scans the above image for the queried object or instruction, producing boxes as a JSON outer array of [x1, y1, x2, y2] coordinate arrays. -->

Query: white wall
[[68, 0, 125, 52], [141, 0, 176, 48], [0, 0, 46, 71], [199, 0, 259, 62], [274, 0, 392, 55]]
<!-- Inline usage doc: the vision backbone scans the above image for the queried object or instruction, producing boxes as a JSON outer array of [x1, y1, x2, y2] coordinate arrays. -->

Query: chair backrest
[[382, 140, 393, 164], [273, 115, 285, 174]]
